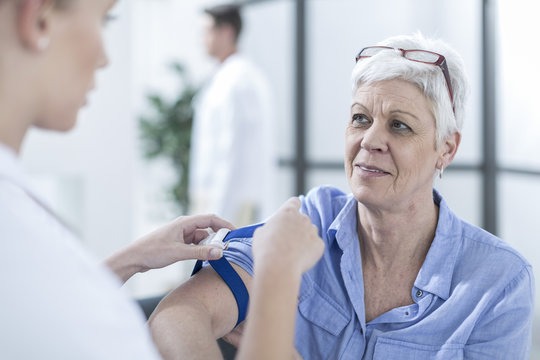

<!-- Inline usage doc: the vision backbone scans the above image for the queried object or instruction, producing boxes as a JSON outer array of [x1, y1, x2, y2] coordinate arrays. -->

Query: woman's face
[[36, 0, 116, 131], [345, 79, 442, 211]]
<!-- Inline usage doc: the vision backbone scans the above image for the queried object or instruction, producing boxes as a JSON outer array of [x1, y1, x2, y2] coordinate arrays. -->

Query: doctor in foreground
[[0, 0, 324, 358]]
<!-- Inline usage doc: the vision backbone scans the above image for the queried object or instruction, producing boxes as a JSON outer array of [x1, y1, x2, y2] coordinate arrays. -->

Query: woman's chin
[[352, 187, 383, 204]]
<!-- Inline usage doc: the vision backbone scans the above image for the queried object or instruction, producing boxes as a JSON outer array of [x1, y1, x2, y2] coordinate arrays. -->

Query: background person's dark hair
[[204, 4, 243, 41]]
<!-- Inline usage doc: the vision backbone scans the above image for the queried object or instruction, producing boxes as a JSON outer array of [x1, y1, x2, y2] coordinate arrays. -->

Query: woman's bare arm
[[148, 264, 251, 360]]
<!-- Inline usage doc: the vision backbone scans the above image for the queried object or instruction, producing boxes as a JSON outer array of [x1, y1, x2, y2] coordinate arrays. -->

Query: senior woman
[[149, 33, 534, 359]]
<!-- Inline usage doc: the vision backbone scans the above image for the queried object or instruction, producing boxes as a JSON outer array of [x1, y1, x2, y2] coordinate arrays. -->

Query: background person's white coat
[[189, 53, 275, 226]]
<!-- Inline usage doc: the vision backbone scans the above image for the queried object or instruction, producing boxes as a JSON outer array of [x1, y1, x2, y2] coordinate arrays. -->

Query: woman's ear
[[16, 0, 54, 52], [439, 131, 461, 169]]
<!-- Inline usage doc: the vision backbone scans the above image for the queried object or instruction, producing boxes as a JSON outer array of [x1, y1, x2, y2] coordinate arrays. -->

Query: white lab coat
[[189, 53, 276, 226], [0, 144, 160, 359]]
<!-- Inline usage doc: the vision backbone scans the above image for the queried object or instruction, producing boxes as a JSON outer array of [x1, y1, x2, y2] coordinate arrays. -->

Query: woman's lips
[[355, 163, 390, 177]]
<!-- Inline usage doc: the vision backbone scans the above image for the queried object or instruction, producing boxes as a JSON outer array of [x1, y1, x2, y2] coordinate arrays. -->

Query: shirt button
[[416, 290, 423, 298]]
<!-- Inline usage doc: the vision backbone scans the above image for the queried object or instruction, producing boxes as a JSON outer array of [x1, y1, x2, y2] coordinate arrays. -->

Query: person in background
[[0, 0, 323, 358], [148, 33, 535, 359], [189, 3, 275, 226]]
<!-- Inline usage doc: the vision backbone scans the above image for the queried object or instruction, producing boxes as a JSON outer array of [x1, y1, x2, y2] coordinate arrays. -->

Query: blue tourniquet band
[[191, 223, 264, 326]]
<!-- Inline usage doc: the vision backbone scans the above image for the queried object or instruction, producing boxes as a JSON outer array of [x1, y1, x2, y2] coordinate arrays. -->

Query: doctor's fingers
[[185, 229, 215, 244], [172, 243, 224, 261], [300, 231, 325, 272], [178, 214, 235, 239], [276, 197, 302, 214]]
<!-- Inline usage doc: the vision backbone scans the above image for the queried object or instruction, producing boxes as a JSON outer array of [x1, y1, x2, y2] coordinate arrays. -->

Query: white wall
[[496, 1, 540, 356]]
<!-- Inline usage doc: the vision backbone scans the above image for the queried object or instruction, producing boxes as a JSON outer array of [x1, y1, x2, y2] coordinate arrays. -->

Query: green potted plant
[[139, 62, 198, 214]]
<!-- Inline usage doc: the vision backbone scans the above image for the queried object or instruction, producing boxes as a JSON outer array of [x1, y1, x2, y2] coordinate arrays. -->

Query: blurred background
[[19, 0, 539, 356]]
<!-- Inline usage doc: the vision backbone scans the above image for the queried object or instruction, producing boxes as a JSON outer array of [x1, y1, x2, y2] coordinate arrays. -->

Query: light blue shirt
[[224, 186, 534, 359]]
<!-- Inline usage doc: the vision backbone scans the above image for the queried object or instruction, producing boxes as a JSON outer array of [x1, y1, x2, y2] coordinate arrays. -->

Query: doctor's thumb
[[177, 244, 224, 261], [197, 246, 223, 261]]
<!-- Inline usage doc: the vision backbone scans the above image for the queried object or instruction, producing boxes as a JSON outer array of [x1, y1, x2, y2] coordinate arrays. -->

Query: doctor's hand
[[252, 197, 324, 277], [233, 198, 322, 360], [104, 214, 235, 284]]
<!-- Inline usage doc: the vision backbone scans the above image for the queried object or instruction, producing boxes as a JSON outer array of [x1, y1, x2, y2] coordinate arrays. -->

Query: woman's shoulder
[[459, 219, 531, 276], [436, 190, 530, 271], [443, 212, 533, 300], [302, 185, 352, 210], [435, 191, 532, 297], [300, 186, 355, 227]]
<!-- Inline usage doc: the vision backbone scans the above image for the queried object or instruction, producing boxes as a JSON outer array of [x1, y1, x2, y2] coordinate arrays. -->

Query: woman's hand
[[104, 214, 235, 283]]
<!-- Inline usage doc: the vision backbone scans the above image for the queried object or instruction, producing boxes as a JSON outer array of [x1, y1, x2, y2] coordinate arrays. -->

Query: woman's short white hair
[[351, 32, 469, 147]]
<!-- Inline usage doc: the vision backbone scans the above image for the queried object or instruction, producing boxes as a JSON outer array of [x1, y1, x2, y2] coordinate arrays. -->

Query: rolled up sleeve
[[201, 236, 255, 277]]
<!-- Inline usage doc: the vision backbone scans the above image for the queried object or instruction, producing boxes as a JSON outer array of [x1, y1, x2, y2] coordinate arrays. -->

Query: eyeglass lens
[[403, 50, 440, 63]]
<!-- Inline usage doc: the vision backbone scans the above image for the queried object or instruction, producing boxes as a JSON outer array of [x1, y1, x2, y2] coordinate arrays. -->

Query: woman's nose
[[361, 122, 388, 152]]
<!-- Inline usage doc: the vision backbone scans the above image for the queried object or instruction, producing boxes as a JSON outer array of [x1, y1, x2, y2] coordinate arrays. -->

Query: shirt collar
[[326, 189, 462, 301], [223, 52, 241, 64], [0, 142, 26, 186], [0, 142, 62, 225], [414, 189, 463, 300], [328, 194, 358, 250]]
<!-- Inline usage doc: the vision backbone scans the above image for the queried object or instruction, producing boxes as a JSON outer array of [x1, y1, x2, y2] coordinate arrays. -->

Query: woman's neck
[[357, 192, 439, 272]]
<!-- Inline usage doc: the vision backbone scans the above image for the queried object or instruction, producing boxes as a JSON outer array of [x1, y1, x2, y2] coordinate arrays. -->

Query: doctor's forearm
[[236, 265, 302, 360], [104, 247, 144, 284]]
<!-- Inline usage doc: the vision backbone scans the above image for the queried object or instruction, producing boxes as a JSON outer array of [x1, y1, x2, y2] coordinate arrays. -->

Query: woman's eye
[[391, 120, 411, 131], [352, 113, 370, 126]]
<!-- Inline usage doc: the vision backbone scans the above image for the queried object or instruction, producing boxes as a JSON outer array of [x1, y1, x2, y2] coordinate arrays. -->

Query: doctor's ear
[[16, 0, 55, 52]]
